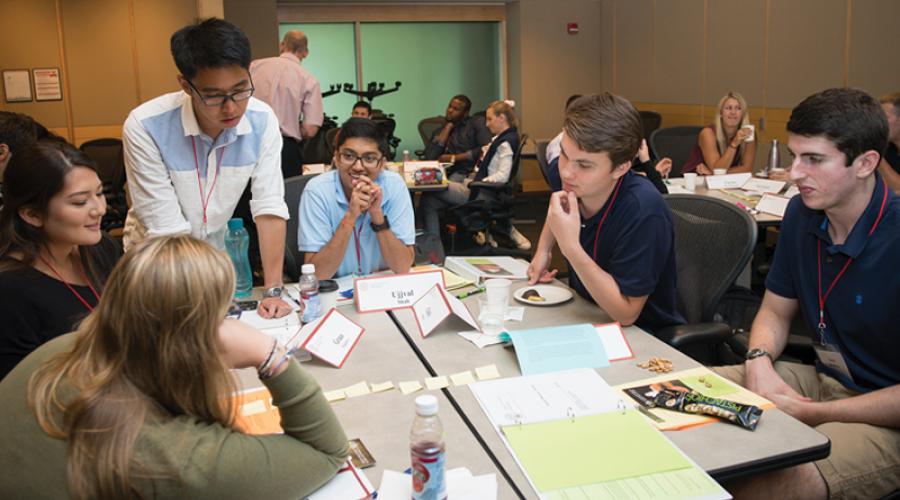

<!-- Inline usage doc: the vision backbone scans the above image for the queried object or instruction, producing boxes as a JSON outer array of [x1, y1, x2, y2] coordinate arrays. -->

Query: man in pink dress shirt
[[250, 30, 324, 178]]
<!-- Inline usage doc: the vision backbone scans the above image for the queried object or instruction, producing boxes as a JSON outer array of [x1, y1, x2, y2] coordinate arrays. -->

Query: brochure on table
[[354, 269, 445, 312], [616, 366, 774, 431], [444, 256, 530, 286], [507, 323, 610, 375], [755, 193, 791, 217], [470, 369, 730, 499], [410, 284, 479, 337]]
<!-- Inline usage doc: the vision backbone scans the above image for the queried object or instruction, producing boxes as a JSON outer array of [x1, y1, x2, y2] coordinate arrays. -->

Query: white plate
[[513, 285, 573, 306]]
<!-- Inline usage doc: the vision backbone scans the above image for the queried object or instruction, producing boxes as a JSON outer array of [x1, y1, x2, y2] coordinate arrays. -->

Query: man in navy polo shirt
[[527, 93, 683, 332], [717, 88, 900, 499]]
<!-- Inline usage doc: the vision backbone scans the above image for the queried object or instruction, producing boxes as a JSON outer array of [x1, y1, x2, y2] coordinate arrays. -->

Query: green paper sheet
[[543, 467, 727, 500], [502, 410, 691, 492], [681, 373, 738, 398]]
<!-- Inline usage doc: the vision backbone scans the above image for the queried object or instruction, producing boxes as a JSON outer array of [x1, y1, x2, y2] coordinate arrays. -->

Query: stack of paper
[[307, 461, 374, 499], [377, 467, 497, 499], [443, 256, 530, 285], [411, 264, 474, 291]]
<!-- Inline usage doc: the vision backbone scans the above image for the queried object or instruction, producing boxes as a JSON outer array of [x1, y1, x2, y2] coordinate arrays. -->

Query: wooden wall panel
[[705, 0, 765, 107], [767, 0, 845, 108], [847, 0, 900, 98], [134, 0, 197, 103], [653, 0, 704, 104]]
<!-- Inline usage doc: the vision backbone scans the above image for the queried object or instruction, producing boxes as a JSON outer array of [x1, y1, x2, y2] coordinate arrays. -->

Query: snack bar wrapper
[[651, 389, 763, 430]]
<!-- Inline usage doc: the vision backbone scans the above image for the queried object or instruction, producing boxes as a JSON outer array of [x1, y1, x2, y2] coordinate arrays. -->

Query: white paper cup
[[478, 296, 506, 335], [713, 168, 727, 175], [484, 278, 511, 306], [683, 172, 697, 191], [743, 124, 755, 142]]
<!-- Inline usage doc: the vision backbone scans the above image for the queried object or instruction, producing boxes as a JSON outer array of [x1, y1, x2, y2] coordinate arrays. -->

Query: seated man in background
[[0, 111, 59, 179], [298, 118, 414, 279], [717, 88, 900, 500], [424, 94, 491, 181], [351, 101, 371, 119], [122, 18, 291, 318], [879, 92, 900, 193], [527, 94, 684, 332]]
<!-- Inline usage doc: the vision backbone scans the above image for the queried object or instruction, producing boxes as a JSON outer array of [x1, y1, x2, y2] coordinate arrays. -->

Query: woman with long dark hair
[[0, 140, 119, 378], [0, 235, 348, 498]]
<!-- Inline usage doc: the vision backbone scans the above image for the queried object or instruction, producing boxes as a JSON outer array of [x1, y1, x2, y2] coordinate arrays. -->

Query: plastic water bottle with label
[[224, 218, 253, 298], [298, 263, 321, 323], [411, 395, 447, 500]]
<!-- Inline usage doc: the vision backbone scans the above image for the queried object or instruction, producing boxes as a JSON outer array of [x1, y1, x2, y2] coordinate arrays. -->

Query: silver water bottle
[[764, 139, 780, 177]]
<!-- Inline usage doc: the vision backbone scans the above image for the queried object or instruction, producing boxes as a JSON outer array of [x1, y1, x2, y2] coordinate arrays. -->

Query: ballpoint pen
[[455, 287, 485, 300]]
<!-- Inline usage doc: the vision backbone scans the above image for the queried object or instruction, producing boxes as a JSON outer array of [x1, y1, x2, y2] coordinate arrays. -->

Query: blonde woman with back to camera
[[0, 235, 348, 499], [682, 91, 757, 175]]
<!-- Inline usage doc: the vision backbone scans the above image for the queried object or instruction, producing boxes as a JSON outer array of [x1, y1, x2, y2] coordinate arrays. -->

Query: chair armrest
[[655, 322, 732, 350], [414, 149, 425, 159]]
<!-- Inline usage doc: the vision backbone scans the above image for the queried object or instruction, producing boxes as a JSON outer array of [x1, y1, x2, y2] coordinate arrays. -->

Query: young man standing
[[123, 18, 291, 318], [298, 118, 414, 279], [250, 30, 323, 178], [717, 88, 900, 499], [527, 94, 683, 332], [424, 95, 491, 181]]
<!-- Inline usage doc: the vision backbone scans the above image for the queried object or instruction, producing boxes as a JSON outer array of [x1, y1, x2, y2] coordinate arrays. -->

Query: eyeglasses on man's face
[[337, 149, 383, 168], [186, 78, 255, 107]]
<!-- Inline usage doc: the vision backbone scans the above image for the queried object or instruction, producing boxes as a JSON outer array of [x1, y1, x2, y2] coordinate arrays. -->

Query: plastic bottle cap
[[414, 394, 439, 416], [301, 263, 316, 275], [227, 218, 244, 230]]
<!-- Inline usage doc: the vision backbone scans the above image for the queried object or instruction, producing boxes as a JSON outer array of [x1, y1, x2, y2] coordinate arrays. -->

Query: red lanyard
[[591, 177, 624, 260], [40, 256, 101, 312], [352, 223, 363, 276], [816, 181, 889, 341], [190, 136, 225, 228]]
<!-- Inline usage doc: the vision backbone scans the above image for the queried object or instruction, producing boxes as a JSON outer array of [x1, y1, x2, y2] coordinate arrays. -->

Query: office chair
[[80, 138, 127, 231], [535, 140, 554, 190], [324, 128, 340, 157], [446, 134, 531, 258], [639, 110, 662, 142], [282, 174, 319, 282], [655, 194, 757, 364], [649, 126, 703, 176], [415, 116, 445, 159]]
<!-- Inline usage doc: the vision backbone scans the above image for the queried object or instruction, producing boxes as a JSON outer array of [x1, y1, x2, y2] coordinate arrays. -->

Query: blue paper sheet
[[508, 323, 609, 375]]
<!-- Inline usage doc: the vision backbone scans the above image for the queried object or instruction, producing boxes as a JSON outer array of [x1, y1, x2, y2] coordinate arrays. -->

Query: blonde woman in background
[[682, 91, 757, 175], [0, 235, 348, 499]]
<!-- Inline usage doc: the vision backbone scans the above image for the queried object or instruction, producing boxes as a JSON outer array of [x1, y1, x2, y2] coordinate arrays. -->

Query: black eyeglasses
[[337, 149, 383, 168], [186, 76, 255, 107]]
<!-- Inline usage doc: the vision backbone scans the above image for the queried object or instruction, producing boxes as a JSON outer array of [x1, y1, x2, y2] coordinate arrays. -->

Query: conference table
[[664, 176, 785, 225], [388, 280, 829, 498], [232, 304, 517, 497]]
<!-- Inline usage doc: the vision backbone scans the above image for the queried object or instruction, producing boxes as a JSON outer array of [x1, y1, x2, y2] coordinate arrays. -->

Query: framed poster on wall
[[33, 68, 62, 101], [2, 69, 33, 102]]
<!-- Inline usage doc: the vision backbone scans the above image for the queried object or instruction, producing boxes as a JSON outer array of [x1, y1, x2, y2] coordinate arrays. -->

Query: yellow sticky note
[[424, 376, 449, 390], [344, 382, 371, 398], [323, 390, 346, 402], [399, 380, 423, 395], [241, 399, 268, 416], [370, 381, 395, 393], [475, 364, 501, 381], [450, 370, 476, 386]]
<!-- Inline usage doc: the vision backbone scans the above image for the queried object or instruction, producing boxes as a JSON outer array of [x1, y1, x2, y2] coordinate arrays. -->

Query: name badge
[[301, 309, 365, 368], [354, 270, 445, 313], [814, 343, 853, 381]]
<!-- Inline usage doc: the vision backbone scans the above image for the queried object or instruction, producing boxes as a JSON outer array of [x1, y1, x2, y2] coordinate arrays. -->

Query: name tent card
[[354, 270, 445, 312], [301, 308, 365, 368], [705, 172, 752, 190], [411, 284, 480, 338]]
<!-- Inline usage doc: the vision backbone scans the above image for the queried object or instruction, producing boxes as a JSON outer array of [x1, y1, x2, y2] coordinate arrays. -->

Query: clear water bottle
[[411, 395, 447, 500], [299, 263, 321, 323], [402, 149, 410, 163], [224, 218, 253, 298]]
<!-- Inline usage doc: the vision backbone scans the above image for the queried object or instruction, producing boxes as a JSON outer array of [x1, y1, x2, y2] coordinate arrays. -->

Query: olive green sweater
[[0, 333, 349, 499]]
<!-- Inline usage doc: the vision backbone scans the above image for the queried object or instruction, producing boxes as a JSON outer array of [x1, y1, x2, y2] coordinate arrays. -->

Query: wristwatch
[[745, 348, 772, 362], [262, 286, 284, 299], [370, 215, 391, 233]]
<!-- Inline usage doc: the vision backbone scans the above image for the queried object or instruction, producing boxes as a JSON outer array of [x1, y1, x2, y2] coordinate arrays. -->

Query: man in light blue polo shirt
[[298, 118, 414, 279]]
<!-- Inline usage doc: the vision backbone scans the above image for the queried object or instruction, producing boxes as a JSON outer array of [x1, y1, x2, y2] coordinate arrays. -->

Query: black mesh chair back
[[417, 116, 445, 150], [324, 128, 340, 157], [535, 140, 553, 189], [80, 138, 127, 230], [664, 194, 757, 323], [639, 111, 662, 142], [649, 126, 703, 176], [283, 174, 318, 282]]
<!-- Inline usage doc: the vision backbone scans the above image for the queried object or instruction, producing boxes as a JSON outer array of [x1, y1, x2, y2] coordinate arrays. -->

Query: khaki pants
[[714, 362, 900, 500]]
